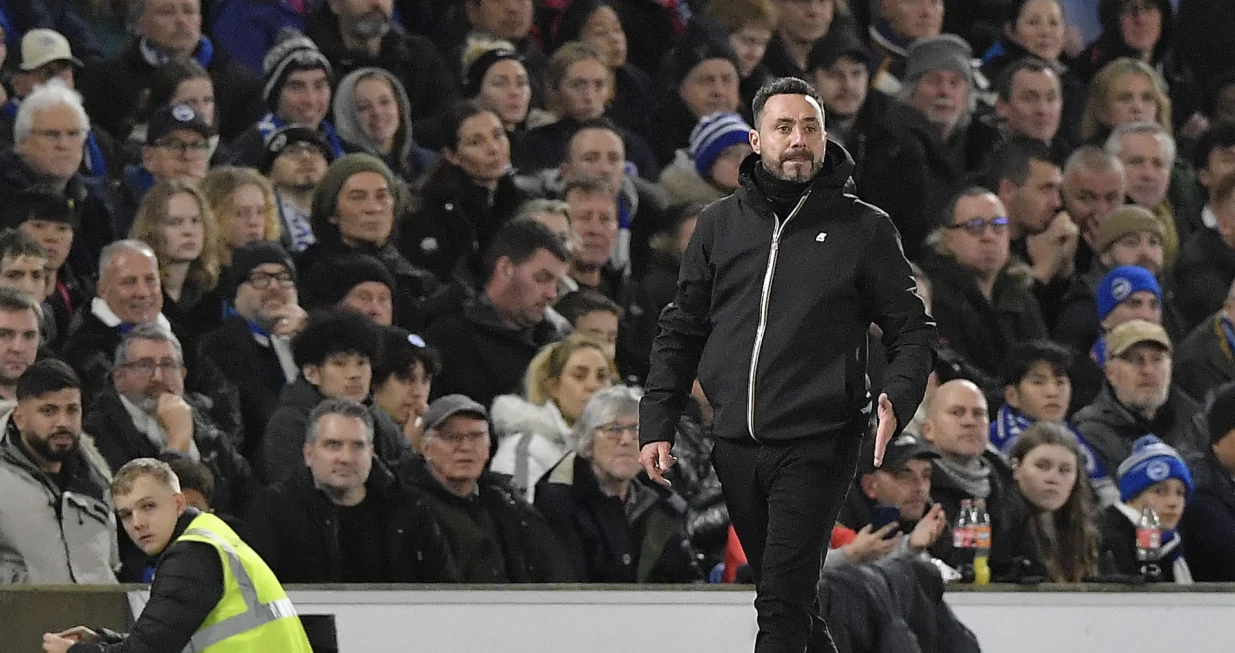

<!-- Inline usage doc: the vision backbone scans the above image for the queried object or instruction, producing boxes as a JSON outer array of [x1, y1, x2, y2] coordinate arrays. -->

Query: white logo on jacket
[[816, 232, 827, 242]]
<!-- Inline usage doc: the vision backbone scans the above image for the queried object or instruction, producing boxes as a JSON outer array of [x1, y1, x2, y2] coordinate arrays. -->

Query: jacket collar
[[734, 140, 857, 219]]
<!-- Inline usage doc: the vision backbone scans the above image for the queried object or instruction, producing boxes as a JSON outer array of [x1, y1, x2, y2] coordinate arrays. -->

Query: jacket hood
[[0, 414, 113, 502], [735, 138, 857, 207], [660, 150, 726, 207], [332, 67, 418, 166], [491, 395, 572, 445]]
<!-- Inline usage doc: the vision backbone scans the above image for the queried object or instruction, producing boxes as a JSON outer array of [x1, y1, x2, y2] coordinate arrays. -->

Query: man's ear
[[174, 491, 189, 514], [920, 419, 935, 443], [749, 129, 760, 154], [859, 473, 879, 500], [10, 403, 26, 433], [1004, 385, 1020, 410]]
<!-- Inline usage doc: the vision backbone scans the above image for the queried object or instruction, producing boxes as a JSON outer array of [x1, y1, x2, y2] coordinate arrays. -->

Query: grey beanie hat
[[904, 34, 974, 86], [262, 29, 333, 109]]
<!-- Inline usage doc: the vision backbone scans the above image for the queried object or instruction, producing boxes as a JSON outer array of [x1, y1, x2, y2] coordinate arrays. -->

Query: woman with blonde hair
[[490, 334, 616, 501], [199, 166, 282, 265], [456, 36, 554, 162], [1080, 57, 1172, 144], [129, 180, 222, 336]]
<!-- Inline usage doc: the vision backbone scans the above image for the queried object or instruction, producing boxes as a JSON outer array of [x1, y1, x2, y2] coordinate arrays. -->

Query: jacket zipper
[[746, 192, 811, 443]]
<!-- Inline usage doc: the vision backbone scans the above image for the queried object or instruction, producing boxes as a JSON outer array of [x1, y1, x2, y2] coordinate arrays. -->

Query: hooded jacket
[[0, 413, 118, 584], [332, 67, 439, 186], [658, 150, 726, 209], [640, 143, 938, 448], [490, 395, 573, 502], [1073, 383, 1207, 477]]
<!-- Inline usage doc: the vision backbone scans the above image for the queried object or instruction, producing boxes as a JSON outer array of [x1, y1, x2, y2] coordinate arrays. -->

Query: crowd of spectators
[[2, 0, 1235, 601]]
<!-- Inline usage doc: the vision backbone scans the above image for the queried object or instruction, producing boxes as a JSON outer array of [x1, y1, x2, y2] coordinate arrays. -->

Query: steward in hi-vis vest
[[41, 458, 312, 653]]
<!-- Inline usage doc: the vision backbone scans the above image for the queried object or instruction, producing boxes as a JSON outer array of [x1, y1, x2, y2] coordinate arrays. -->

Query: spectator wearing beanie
[[78, 0, 261, 142], [201, 241, 308, 456], [643, 18, 742, 169], [261, 124, 335, 254], [1178, 383, 1235, 581], [332, 67, 439, 187], [259, 309, 409, 484], [229, 29, 356, 168], [303, 252, 397, 327], [1175, 171, 1235, 330], [659, 112, 753, 208], [1074, 320, 1206, 487], [1174, 279, 1235, 401], [1098, 434, 1195, 583], [303, 1, 456, 140], [298, 153, 437, 331]]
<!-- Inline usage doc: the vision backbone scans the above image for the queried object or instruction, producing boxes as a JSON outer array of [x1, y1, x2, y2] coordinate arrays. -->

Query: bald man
[[921, 379, 1038, 579]]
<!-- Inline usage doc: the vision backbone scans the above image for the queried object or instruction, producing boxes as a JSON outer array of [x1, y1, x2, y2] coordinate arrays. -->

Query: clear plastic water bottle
[[1136, 505, 1163, 581]]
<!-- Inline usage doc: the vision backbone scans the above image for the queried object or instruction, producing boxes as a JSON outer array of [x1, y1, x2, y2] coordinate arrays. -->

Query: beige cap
[[20, 29, 82, 72], [1095, 206, 1165, 253], [1107, 319, 1172, 359]]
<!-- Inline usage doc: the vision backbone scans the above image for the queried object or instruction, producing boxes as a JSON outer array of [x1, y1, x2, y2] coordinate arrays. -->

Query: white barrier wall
[[283, 587, 1235, 653]]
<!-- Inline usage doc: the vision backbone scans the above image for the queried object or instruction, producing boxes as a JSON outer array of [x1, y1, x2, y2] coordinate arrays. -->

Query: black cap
[[304, 253, 396, 310], [262, 124, 334, 174], [423, 394, 488, 432], [807, 28, 869, 73], [223, 241, 295, 300], [878, 433, 941, 471], [147, 103, 214, 145]]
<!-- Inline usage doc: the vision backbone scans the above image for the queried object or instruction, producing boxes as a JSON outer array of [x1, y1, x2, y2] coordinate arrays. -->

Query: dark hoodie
[[640, 142, 938, 448]]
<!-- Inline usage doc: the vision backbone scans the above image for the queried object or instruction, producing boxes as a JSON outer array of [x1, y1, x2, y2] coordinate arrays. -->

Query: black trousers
[[712, 433, 861, 653]]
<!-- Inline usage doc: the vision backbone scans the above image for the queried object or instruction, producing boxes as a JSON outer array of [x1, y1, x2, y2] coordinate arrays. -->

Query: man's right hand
[[55, 626, 98, 643], [843, 523, 900, 563], [639, 442, 676, 487], [155, 393, 195, 452]]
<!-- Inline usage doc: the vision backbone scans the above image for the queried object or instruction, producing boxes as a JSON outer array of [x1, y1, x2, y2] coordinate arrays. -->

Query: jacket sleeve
[[259, 408, 310, 484], [533, 484, 591, 582], [74, 542, 225, 653], [239, 487, 284, 578], [1179, 489, 1235, 581], [408, 496, 461, 583], [638, 207, 716, 448], [858, 210, 939, 435]]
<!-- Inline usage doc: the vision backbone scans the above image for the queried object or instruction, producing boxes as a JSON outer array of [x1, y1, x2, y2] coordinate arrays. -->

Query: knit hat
[[807, 27, 869, 73], [1117, 435, 1194, 502], [1106, 319, 1171, 359], [309, 252, 396, 308], [1207, 383, 1235, 444], [310, 153, 399, 240], [262, 29, 332, 110], [261, 124, 334, 174], [663, 17, 740, 91], [691, 112, 752, 177], [223, 241, 295, 301], [1095, 206, 1165, 253], [1096, 265, 1161, 322], [904, 34, 974, 86]]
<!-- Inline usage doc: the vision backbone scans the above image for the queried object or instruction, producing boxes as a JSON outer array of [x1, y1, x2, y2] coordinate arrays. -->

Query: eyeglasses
[[434, 429, 489, 445], [121, 358, 183, 377], [246, 272, 294, 289], [946, 216, 1009, 235], [31, 128, 86, 143], [156, 138, 211, 157], [597, 422, 639, 441]]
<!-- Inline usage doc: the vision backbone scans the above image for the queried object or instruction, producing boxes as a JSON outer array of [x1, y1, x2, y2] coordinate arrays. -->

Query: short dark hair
[[555, 289, 621, 323], [481, 220, 571, 282], [940, 185, 997, 229], [158, 451, 215, 503], [0, 229, 48, 265], [563, 176, 616, 200], [566, 118, 622, 162], [1000, 340, 1073, 386], [994, 57, 1058, 102], [16, 359, 80, 401], [373, 325, 443, 387], [0, 286, 42, 316], [292, 309, 381, 369], [752, 77, 822, 128], [1193, 121, 1235, 173], [985, 136, 1056, 187], [441, 99, 491, 151]]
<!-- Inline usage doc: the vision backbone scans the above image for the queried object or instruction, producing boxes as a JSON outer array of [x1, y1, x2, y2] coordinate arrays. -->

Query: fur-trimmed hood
[[490, 394, 572, 447], [658, 150, 725, 208]]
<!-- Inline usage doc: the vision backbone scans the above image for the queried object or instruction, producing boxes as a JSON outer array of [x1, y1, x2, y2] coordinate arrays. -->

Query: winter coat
[[201, 316, 295, 459], [534, 452, 701, 583], [490, 395, 574, 502], [1075, 383, 1207, 478], [242, 463, 459, 583], [1174, 314, 1235, 402], [1174, 227, 1235, 331], [659, 150, 726, 209], [1179, 444, 1235, 581], [663, 413, 729, 565], [258, 377, 411, 484], [917, 252, 1048, 388], [1098, 502, 1193, 583], [305, 7, 457, 138], [396, 455, 577, 582], [424, 294, 571, 410], [640, 144, 937, 448], [77, 36, 262, 142], [403, 165, 529, 284], [0, 415, 117, 584]]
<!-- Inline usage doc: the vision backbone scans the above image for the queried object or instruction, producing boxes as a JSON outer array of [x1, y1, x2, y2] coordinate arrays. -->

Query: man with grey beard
[[1074, 320, 1207, 497], [304, 0, 456, 133]]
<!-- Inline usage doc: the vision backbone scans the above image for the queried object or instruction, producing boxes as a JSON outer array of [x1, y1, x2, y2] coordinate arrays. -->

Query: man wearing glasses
[[119, 103, 213, 228], [84, 323, 258, 581], [202, 242, 308, 457], [918, 186, 1049, 390]]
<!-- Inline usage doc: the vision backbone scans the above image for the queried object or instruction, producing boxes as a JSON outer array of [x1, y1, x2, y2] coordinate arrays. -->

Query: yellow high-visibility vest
[[174, 512, 313, 653]]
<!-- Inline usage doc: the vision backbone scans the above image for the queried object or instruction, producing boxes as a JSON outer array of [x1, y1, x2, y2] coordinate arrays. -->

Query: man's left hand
[[873, 393, 897, 467], [42, 633, 74, 653]]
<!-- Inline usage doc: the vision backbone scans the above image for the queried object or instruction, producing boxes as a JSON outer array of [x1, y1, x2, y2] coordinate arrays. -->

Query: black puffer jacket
[[242, 463, 459, 583], [1073, 383, 1207, 475], [640, 144, 938, 448], [663, 412, 728, 567]]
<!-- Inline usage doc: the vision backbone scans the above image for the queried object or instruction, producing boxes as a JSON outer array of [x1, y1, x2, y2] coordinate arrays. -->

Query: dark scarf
[[752, 162, 813, 218]]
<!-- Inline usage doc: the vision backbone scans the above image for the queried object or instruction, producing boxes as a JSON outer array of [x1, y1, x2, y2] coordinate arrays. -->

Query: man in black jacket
[[243, 398, 457, 583], [639, 77, 937, 653]]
